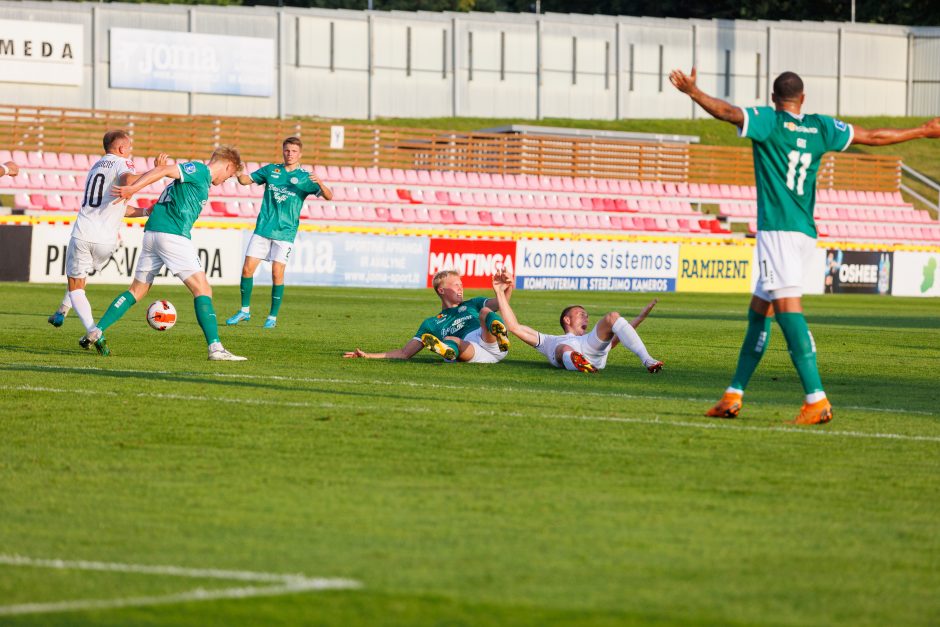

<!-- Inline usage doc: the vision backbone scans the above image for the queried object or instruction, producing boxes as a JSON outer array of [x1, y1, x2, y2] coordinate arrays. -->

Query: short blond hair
[[209, 145, 242, 169], [432, 269, 460, 291]]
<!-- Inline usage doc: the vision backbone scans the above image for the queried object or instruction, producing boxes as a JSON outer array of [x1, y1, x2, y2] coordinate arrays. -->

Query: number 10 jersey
[[740, 106, 853, 238], [70, 153, 136, 245]]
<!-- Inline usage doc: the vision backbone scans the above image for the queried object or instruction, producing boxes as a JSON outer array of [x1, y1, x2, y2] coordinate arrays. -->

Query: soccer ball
[[147, 300, 177, 331]]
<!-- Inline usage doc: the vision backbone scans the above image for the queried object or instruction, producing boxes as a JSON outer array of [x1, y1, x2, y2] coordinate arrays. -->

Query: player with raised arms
[[670, 67, 940, 424], [491, 269, 663, 374], [226, 136, 333, 329], [343, 269, 511, 363], [81, 146, 246, 361], [46, 130, 166, 337]]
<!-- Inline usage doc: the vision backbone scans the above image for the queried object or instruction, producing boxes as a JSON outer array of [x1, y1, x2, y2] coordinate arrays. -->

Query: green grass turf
[[1, 282, 938, 626]]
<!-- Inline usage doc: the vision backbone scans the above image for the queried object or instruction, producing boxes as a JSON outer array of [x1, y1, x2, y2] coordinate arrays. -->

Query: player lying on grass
[[343, 269, 512, 363], [226, 136, 333, 330], [47, 130, 167, 334], [81, 146, 246, 361], [671, 67, 940, 425], [491, 271, 663, 373]]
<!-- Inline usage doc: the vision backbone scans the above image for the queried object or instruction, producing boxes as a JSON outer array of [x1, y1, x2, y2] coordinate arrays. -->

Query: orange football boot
[[705, 392, 743, 418], [569, 352, 598, 373], [791, 398, 833, 425]]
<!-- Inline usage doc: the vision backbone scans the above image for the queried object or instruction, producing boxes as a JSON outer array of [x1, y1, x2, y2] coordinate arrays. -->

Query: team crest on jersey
[[458, 306, 467, 312], [290, 177, 298, 184], [183, 163, 197, 174]]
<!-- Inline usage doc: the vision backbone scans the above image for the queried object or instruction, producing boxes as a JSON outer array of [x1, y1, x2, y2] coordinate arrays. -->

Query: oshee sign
[[677, 244, 754, 293], [253, 232, 428, 288], [891, 251, 940, 297], [30, 224, 243, 286], [824, 249, 892, 295], [427, 239, 516, 289], [514, 240, 677, 291], [110, 28, 274, 97], [0, 19, 83, 86]]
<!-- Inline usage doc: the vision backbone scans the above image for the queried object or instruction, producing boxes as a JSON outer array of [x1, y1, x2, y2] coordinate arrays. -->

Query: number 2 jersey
[[740, 106, 853, 238], [70, 153, 136, 245]]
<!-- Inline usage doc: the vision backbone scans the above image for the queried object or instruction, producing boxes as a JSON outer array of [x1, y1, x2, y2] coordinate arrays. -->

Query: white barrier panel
[[29, 224, 243, 285], [247, 231, 430, 288], [0, 19, 83, 86], [109, 28, 275, 97], [892, 251, 940, 297], [515, 240, 679, 291]]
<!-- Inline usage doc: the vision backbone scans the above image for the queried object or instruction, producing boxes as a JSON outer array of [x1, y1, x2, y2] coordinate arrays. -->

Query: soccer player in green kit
[[81, 146, 247, 361], [343, 269, 512, 363], [226, 137, 333, 329], [670, 68, 940, 424]]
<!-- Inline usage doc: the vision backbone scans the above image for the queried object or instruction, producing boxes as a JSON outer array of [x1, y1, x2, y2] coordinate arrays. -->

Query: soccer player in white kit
[[491, 269, 663, 374], [46, 130, 164, 338]]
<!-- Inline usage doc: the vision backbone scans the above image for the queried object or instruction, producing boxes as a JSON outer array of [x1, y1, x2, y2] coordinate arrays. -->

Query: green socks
[[97, 291, 137, 331], [240, 276, 253, 309], [730, 308, 772, 391], [484, 310, 504, 329], [443, 339, 460, 357], [776, 312, 824, 395], [270, 284, 285, 317], [194, 295, 220, 346]]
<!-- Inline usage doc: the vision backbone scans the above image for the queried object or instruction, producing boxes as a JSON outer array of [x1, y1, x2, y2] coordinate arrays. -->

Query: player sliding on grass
[[81, 146, 246, 361], [670, 67, 940, 424], [491, 270, 663, 373], [226, 137, 333, 329], [343, 269, 511, 363], [47, 130, 167, 335]]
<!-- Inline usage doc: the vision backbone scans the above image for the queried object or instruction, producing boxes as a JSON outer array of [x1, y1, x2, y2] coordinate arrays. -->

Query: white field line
[[4, 362, 936, 417], [2, 382, 939, 444], [0, 554, 361, 617]]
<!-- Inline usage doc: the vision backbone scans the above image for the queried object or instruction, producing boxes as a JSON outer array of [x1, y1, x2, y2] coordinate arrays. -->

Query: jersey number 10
[[785, 150, 812, 196]]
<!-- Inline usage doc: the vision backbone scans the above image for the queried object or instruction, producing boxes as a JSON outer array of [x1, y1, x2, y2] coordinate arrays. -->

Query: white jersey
[[71, 153, 136, 245]]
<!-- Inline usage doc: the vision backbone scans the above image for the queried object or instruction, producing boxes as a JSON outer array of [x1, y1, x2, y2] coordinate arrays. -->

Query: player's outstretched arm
[[630, 298, 658, 329], [852, 117, 940, 146], [669, 67, 744, 128], [344, 338, 424, 360], [484, 266, 514, 310], [491, 276, 539, 348], [0, 161, 19, 177], [123, 153, 169, 187], [114, 163, 180, 200], [312, 171, 334, 201]]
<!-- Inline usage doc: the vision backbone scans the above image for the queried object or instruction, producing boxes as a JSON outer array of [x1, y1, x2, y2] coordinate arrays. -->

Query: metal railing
[[900, 163, 940, 218], [0, 104, 905, 192]]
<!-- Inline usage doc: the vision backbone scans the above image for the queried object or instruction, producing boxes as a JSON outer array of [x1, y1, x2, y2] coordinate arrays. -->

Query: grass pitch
[[0, 282, 938, 626]]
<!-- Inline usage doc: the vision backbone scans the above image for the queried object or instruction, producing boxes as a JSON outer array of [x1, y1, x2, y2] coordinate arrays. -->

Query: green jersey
[[414, 296, 490, 341], [145, 161, 212, 239], [741, 106, 853, 238], [251, 164, 322, 242]]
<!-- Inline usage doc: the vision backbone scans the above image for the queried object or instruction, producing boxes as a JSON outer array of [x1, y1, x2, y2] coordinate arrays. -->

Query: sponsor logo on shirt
[[183, 163, 197, 174], [270, 185, 298, 204], [273, 168, 281, 174], [784, 121, 819, 134], [126, 160, 135, 171]]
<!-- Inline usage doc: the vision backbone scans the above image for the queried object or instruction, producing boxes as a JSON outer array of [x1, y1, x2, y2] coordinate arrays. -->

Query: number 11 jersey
[[71, 153, 136, 245], [740, 107, 853, 238]]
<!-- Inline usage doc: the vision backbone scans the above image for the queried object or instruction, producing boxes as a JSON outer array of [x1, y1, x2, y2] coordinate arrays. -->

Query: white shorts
[[536, 326, 613, 370], [246, 233, 293, 265], [66, 238, 116, 279], [754, 230, 817, 301], [134, 231, 203, 284], [462, 328, 507, 364]]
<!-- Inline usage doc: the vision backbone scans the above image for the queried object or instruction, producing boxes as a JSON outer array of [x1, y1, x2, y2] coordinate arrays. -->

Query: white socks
[[57, 290, 72, 314], [806, 391, 827, 404], [611, 317, 655, 367], [561, 351, 578, 371], [68, 289, 95, 332], [240, 307, 250, 314]]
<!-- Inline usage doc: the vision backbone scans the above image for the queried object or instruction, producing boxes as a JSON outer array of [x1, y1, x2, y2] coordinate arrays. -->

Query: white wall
[[0, 0, 936, 121]]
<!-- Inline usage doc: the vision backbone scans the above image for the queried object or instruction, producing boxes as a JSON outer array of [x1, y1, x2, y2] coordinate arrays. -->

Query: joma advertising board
[[29, 224, 243, 285], [514, 240, 678, 291]]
